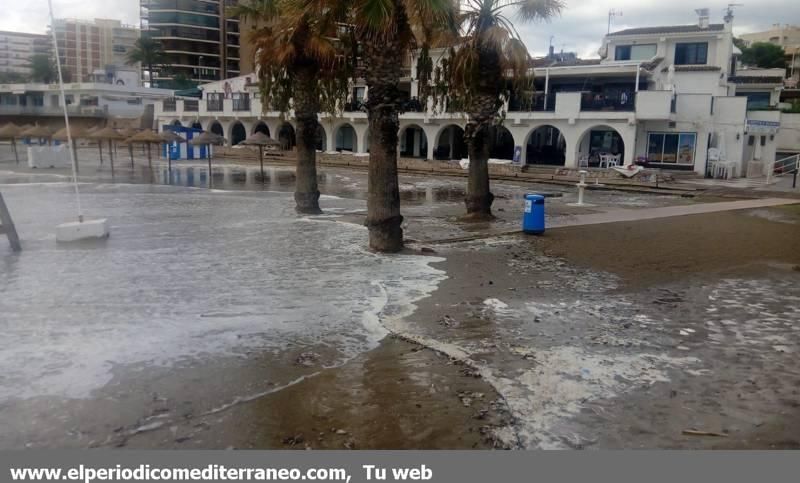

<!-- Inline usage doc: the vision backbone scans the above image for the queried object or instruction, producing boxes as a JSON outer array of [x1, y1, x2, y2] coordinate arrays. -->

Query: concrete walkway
[[550, 197, 800, 229], [423, 198, 799, 245]]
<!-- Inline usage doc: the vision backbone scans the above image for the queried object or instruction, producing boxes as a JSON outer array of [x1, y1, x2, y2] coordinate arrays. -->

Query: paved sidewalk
[[550, 197, 800, 228]]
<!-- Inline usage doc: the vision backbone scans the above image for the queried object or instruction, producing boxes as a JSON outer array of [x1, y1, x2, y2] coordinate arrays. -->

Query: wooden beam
[[0, 192, 21, 252]]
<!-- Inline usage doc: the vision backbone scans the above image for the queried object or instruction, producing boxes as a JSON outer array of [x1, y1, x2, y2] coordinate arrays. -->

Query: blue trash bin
[[522, 194, 545, 234]]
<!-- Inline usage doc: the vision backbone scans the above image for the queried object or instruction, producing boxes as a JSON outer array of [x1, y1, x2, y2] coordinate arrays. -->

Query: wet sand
[[407, 205, 800, 448]]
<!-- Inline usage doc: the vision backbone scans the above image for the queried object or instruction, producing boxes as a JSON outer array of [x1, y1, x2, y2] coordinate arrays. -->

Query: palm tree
[[126, 36, 166, 87], [232, 0, 351, 214], [448, 0, 563, 220], [347, 0, 458, 252], [29, 54, 56, 83]]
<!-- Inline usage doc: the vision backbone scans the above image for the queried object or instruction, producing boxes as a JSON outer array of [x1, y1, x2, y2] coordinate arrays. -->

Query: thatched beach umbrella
[[127, 129, 164, 176], [53, 125, 90, 173], [90, 127, 126, 176], [20, 125, 54, 145], [189, 131, 225, 188], [160, 131, 187, 174], [238, 131, 279, 181], [0, 123, 24, 164], [117, 128, 139, 168]]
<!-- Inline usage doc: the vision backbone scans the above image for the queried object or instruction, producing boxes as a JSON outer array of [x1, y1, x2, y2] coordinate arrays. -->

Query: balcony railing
[[0, 104, 106, 117], [580, 91, 636, 112], [232, 93, 250, 111], [508, 93, 556, 112], [206, 93, 223, 112], [183, 99, 198, 112], [162, 97, 176, 112], [343, 100, 365, 112]]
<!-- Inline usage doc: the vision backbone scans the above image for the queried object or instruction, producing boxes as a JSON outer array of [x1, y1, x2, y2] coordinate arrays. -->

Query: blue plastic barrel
[[522, 194, 545, 234]]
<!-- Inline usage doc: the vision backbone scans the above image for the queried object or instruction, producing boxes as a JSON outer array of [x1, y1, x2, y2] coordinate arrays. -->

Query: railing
[[343, 100, 365, 112], [580, 91, 636, 112], [232, 93, 250, 111], [162, 97, 176, 112], [206, 93, 223, 112], [767, 153, 800, 187], [400, 98, 425, 113], [0, 104, 106, 117], [183, 99, 198, 112], [508, 93, 556, 112]]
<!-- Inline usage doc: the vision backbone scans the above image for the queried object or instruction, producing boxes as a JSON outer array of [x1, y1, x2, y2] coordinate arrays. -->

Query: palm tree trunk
[[464, 121, 494, 220], [362, 32, 404, 252], [292, 65, 322, 214]]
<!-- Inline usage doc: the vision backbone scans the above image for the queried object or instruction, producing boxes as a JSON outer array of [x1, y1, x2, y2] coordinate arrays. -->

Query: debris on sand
[[295, 352, 320, 367]]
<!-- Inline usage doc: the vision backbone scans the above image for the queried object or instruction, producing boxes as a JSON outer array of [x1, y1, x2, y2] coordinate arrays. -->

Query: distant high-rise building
[[140, 0, 241, 85], [50, 18, 140, 83], [0, 30, 50, 77]]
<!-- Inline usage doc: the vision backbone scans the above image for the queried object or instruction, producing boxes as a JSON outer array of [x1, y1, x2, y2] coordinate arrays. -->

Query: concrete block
[[56, 219, 110, 242]]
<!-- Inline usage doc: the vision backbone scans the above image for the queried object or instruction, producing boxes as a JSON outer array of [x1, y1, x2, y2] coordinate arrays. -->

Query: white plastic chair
[[578, 154, 589, 168]]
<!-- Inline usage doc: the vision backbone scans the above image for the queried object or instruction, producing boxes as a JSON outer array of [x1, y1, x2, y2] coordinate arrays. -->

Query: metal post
[[544, 68, 550, 111], [0, 192, 21, 252], [259, 146, 264, 183]]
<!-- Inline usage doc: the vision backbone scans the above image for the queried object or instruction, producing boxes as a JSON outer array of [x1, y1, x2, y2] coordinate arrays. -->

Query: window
[[615, 44, 657, 61], [736, 92, 771, 110], [674, 42, 708, 65], [647, 132, 697, 165]]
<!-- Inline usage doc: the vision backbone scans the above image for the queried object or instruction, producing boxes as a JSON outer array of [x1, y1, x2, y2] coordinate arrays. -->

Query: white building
[[0, 82, 173, 120], [154, 11, 786, 178], [0, 30, 50, 77]]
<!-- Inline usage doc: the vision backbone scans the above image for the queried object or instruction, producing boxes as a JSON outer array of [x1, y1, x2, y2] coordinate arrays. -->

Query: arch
[[253, 121, 270, 137], [525, 125, 566, 166], [575, 124, 626, 167], [399, 124, 428, 159], [171, 119, 182, 127], [334, 123, 357, 152], [230, 121, 247, 146], [489, 125, 515, 161], [191, 121, 202, 130], [277, 122, 296, 150], [433, 124, 467, 160], [209, 120, 224, 137]]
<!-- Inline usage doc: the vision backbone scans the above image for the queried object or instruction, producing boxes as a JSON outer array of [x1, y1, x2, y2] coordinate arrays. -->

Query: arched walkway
[[575, 125, 627, 167], [399, 124, 428, 159], [230, 121, 247, 146], [489, 125, 515, 161], [335, 123, 357, 152], [277, 122, 296, 150], [209, 121, 224, 137], [191, 121, 202, 130], [525, 125, 566, 166], [171, 120, 182, 127], [434, 125, 467, 160], [253, 121, 270, 136]]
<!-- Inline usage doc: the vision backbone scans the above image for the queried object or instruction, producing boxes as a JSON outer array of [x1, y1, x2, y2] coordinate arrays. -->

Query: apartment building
[[141, 0, 241, 85], [0, 30, 50, 77], [155, 10, 787, 178], [50, 18, 140, 83]]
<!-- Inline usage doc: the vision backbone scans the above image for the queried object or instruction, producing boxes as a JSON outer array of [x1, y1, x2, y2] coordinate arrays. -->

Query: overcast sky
[[2, 0, 799, 59]]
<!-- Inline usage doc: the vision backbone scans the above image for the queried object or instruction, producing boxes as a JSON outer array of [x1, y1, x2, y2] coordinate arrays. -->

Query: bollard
[[522, 194, 545, 234], [575, 170, 588, 206]]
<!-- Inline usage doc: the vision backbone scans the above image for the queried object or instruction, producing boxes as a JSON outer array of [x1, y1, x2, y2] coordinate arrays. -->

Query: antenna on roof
[[607, 9, 622, 35], [725, 3, 743, 23]]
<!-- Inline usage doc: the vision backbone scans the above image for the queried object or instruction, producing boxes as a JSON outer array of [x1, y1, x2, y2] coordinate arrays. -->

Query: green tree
[[126, 36, 166, 87], [740, 42, 786, 69], [0, 71, 28, 83], [447, 0, 562, 219], [232, 0, 352, 214], [29, 54, 56, 83], [345, 0, 458, 251]]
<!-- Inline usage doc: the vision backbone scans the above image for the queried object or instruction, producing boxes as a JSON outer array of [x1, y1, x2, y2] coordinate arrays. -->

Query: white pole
[[544, 68, 550, 110], [47, 0, 83, 223], [635, 63, 641, 93]]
